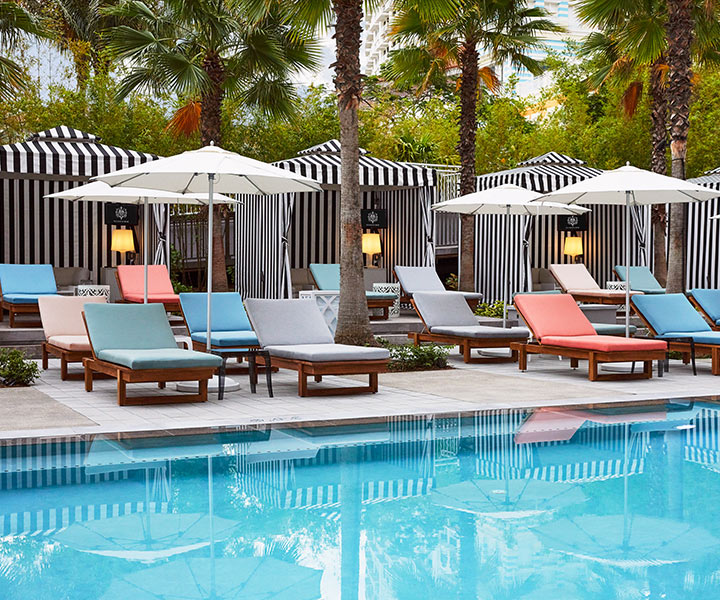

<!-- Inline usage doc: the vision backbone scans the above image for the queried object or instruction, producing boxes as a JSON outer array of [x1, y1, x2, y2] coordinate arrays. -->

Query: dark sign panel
[[557, 213, 588, 232], [361, 208, 387, 229], [104, 203, 139, 226]]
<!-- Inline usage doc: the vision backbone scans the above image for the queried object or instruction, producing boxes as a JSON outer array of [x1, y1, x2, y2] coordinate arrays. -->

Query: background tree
[[0, 0, 43, 101], [385, 0, 562, 292], [105, 0, 320, 291]]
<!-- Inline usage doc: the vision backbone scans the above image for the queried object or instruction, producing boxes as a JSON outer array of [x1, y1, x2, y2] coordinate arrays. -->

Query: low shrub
[[445, 273, 459, 291], [378, 339, 451, 372], [475, 300, 507, 319], [0, 348, 40, 387]]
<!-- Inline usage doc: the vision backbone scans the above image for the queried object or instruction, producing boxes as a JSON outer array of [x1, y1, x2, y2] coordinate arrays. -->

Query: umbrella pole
[[625, 193, 631, 338], [144, 197, 149, 304], [206, 175, 215, 352], [503, 205, 509, 328]]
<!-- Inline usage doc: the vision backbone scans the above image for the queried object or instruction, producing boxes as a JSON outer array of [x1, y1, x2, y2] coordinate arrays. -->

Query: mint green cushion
[[614, 266, 664, 293], [96, 348, 221, 370], [309, 263, 340, 290], [84, 304, 177, 353], [366, 291, 396, 300]]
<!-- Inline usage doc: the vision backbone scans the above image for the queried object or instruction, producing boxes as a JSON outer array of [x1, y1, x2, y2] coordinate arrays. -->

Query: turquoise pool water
[[2, 402, 720, 599]]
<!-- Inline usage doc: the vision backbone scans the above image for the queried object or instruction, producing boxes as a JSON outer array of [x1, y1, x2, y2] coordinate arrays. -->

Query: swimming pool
[[1, 401, 719, 599]]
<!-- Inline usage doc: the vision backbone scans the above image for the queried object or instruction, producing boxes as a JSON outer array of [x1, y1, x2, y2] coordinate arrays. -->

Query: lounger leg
[[314, 375, 323, 383], [158, 381, 166, 389], [462, 343, 471, 363], [409, 332, 420, 347], [588, 353, 598, 381], [657, 360, 663, 378], [218, 358, 227, 400], [84, 365, 93, 392], [264, 355, 273, 398], [199, 379, 208, 402], [517, 345, 527, 372], [41, 344, 48, 370], [690, 341, 697, 376], [248, 355, 257, 394], [682, 352, 690, 365], [643, 361, 652, 378], [570, 358, 578, 369], [713, 348, 720, 376], [8, 310, 14, 328], [117, 377, 127, 406], [370, 372, 378, 393], [60, 356, 68, 381], [298, 364, 308, 397]]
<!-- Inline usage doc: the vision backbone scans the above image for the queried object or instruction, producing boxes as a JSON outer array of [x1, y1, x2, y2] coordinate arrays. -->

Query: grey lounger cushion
[[245, 299, 334, 346], [413, 292, 480, 329], [430, 325, 529, 339], [395, 266, 483, 300], [265, 343, 389, 362]]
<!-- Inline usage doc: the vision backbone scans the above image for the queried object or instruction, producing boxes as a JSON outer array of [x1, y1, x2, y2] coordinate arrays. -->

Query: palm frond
[[165, 99, 202, 137], [621, 80, 643, 116]]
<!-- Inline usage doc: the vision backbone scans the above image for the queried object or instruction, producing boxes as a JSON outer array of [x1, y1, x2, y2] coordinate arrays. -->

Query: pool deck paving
[[0, 349, 717, 440]]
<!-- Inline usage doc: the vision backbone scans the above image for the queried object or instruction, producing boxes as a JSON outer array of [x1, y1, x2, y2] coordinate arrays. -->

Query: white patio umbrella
[[536, 165, 718, 336], [93, 145, 322, 356], [45, 181, 237, 303], [432, 184, 590, 326]]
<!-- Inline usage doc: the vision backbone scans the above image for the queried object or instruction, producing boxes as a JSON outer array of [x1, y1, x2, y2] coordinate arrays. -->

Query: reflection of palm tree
[[0, 536, 55, 587], [340, 446, 361, 600]]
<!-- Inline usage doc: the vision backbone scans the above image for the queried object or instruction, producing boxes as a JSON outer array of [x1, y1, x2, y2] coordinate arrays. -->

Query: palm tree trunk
[[665, 0, 694, 293], [333, 0, 374, 345], [650, 57, 668, 286], [457, 40, 478, 292], [201, 50, 229, 292]]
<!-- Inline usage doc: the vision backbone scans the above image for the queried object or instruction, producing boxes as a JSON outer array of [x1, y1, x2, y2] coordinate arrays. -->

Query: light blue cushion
[[660, 331, 720, 345], [0, 264, 57, 295], [179, 292, 254, 335], [190, 331, 259, 347], [614, 266, 664, 293], [84, 304, 178, 353], [2, 292, 58, 304], [592, 323, 637, 336], [366, 291, 397, 300], [689, 289, 720, 324], [632, 293, 711, 336], [309, 263, 340, 290], [245, 299, 334, 346], [96, 348, 222, 370]]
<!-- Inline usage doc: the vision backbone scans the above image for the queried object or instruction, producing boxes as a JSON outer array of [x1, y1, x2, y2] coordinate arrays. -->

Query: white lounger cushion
[[265, 343, 389, 362], [549, 264, 601, 291], [413, 292, 481, 328], [430, 325, 529, 339], [395, 266, 482, 300], [245, 299, 334, 346]]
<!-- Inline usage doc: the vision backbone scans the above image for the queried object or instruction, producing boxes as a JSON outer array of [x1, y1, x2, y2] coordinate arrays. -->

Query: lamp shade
[[563, 236, 583, 257], [362, 233, 382, 256], [111, 229, 136, 253]]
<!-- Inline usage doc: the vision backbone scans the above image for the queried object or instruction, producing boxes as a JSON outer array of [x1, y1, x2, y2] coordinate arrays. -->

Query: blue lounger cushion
[[2, 292, 58, 304], [190, 330, 259, 347], [658, 331, 720, 345], [96, 348, 221, 370], [179, 292, 259, 347], [632, 293, 712, 336], [689, 289, 720, 325], [614, 266, 665, 294], [0, 264, 57, 298], [592, 323, 637, 336]]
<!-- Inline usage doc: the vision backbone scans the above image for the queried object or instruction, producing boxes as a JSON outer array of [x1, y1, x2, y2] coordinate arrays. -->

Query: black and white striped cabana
[[0, 126, 158, 276], [473, 153, 652, 300], [686, 171, 720, 288], [235, 139, 436, 298]]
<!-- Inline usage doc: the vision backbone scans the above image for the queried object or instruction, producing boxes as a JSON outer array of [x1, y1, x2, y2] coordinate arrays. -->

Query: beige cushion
[[47, 335, 92, 351], [38, 296, 106, 340], [549, 264, 601, 292]]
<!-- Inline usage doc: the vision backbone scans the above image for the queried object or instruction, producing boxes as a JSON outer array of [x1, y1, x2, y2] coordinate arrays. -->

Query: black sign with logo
[[104, 203, 139, 226], [361, 208, 387, 229], [557, 213, 588, 232]]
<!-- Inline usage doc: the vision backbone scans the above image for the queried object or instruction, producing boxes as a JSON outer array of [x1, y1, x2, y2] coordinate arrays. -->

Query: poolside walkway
[[1, 350, 717, 440]]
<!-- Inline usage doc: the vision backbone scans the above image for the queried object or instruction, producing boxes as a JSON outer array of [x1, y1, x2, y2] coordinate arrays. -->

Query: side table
[[372, 282, 401, 318], [211, 348, 274, 400], [299, 290, 340, 334], [76, 284, 111, 299]]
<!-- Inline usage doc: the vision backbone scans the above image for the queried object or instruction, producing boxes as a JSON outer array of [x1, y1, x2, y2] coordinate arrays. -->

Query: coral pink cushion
[[541, 335, 666, 352], [124, 293, 180, 304], [117, 265, 175, 298], [47, 335, 92, 351], [514, 294, 596, 339], [38, 295, 106, 339]]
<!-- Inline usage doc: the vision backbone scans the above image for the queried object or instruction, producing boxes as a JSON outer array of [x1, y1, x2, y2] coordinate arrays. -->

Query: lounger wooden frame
[[255, 354, 388, 397], [309, 270, 393, 320], [408, 299, 520, 364], [393, 269, 480, 311], [631, 298, 720, 375], [688, 295, 720, 332], [0, 281, 43, 328], [115, 271, 181, 313], [510, 307, 666, 381], [81, 313, 217, 406]]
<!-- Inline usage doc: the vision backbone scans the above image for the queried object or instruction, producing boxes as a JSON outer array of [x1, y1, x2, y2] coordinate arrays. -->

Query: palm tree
[[104, 0, 320, 292], [285, 0, 378, 345], [0, 0, 43, 101], [385, 0, 562, 292]]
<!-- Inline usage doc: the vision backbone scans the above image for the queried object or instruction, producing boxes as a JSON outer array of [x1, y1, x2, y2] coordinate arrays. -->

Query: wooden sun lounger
[[688, 294, 720, 332], [114, 271, 181, 312], [393, 267, 481, 310], [511, 294, 666, 381]]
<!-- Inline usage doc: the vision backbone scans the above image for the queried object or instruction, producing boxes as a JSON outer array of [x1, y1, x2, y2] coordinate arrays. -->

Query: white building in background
[[361, 0, 594, 97]]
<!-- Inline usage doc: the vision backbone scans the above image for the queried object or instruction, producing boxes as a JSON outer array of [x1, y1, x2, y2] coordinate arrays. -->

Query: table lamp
[[111, 228, 137, 264], [563, 235, 583, 263], [362, 232, 382, 267]]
